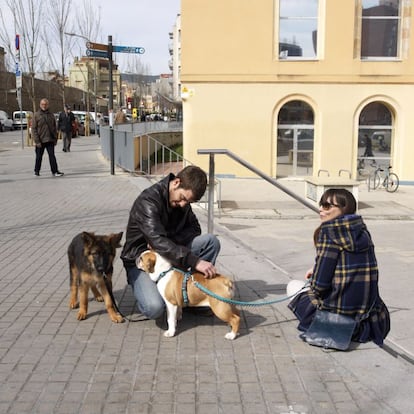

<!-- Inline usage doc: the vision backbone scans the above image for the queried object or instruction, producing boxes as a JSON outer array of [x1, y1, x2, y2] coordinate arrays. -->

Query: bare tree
[[45, 0, 75, 107], [75, 0, 102, 44], [4, 0, 45, 112]]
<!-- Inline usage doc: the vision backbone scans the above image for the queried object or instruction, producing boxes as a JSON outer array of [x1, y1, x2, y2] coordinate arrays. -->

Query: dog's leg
[[164, 301, 178, 337], [97, 280, 124, 323], [91, 284, 104, 302], [210, 302, 241, 340], [224, 310, 241, 340], [77, 280, 89, 320], [69, 265, 79, 309]]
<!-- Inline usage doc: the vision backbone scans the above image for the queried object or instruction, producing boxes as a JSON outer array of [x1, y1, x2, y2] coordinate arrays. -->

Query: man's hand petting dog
[[195, 259, 217, 279]]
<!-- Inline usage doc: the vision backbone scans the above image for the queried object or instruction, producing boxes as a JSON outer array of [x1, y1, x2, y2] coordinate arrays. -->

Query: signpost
[[112, 46, 145, 54], [86, 49, 108, 59], [86, 38, 145, 175], [15, 34, 24, 149]]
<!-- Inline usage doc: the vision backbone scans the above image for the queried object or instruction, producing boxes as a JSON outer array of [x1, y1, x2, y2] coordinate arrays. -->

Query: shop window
[[277, 100, 314, 177]]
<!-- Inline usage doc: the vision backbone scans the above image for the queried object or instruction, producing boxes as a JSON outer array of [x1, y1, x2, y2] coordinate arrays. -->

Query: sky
[[0, 0, 181, 75], [91, 0, 181, 74], [96, 0, 180, 74]]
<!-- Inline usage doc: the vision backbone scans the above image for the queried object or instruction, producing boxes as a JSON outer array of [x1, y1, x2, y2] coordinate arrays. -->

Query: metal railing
[[197, 149, 320, 233], [136, 134, 188, 176], [100, 122, 222, 211], [100, 121, 183, 172]]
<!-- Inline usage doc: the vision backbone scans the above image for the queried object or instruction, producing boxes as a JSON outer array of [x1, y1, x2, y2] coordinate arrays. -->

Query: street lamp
[[64, 32, 97, 124]]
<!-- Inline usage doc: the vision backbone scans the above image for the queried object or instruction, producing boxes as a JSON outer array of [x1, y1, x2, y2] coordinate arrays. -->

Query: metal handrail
[[197, 148, 319, 232]]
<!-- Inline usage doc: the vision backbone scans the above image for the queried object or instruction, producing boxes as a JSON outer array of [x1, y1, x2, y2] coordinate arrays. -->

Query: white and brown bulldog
[[137, 250, 240, 340]]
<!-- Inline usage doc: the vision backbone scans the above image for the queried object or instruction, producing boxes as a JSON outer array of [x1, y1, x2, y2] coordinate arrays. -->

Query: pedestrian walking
[[32, 98, 64, 177], [58, 104, 75, 152]]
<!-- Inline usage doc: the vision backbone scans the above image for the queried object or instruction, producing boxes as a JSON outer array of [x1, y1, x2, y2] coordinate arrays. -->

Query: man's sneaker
[[53, 171, 64, 177], [34, 172, 40, 176]]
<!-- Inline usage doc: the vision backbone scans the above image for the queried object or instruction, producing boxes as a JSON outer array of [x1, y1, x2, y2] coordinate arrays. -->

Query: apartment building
[[67, 57, 121, 112], [180, 0, 414, 183]]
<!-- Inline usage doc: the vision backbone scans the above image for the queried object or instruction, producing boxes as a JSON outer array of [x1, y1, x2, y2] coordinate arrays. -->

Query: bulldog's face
[[136, 250, 157, 273]]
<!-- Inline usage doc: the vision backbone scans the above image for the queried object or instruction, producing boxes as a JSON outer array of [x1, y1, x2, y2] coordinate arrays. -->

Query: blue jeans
[[125, 234, 221, 319]]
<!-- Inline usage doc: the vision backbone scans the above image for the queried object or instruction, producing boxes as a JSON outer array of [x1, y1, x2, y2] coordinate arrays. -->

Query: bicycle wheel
[[386, 173, 399, 192]]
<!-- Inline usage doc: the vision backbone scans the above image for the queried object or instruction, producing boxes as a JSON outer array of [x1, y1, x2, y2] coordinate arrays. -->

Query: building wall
[[67, 57, 121, 110], [180, 0, 414, 182]]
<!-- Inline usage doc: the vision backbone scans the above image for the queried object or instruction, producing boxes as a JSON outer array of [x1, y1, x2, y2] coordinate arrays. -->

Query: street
[[0, 128, 29, 151]]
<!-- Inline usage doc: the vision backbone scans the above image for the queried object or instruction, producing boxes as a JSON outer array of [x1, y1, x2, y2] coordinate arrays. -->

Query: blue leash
[[191, 277, 309, 307], [157, 267, 309, 308]]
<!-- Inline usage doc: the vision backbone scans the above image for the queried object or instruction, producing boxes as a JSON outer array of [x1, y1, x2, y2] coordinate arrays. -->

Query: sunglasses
[[319, 201, 341, 210]]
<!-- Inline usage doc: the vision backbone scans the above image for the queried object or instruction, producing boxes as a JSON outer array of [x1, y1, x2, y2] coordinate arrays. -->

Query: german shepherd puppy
[[68, 231, 124, 323]]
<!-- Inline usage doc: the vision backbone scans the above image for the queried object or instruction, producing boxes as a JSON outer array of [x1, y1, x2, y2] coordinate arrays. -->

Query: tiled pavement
[[0, 135, 413, 413]]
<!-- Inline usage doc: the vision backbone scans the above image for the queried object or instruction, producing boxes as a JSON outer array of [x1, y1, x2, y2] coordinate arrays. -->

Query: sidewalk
[[0, 135, 413, 414]]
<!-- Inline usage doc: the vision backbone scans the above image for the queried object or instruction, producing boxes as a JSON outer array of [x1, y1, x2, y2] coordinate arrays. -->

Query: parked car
[[73, 116, 84, 136], [12, 110, 33, 129], [0, 110, 14, 132], [71, 111, 96, 134]]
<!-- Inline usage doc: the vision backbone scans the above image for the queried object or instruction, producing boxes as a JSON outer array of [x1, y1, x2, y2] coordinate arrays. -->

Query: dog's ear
[[109, 232, 123, 248], [81, 232, 95, 247], [147, 254, 156, 273]]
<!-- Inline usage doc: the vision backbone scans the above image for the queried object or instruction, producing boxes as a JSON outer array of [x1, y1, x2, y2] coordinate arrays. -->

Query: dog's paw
[[111, 314, 124, 323], [95, 296, 104, 302], [77, 310, 87, 320], [164, 330, 176, 338], [69, 300, 79, 309], [224, 331, 238, 340]]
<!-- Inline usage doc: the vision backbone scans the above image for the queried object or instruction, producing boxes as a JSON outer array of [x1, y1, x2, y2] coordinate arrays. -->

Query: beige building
[[180, 0, 414, 184], [67, 57, 121, 112]]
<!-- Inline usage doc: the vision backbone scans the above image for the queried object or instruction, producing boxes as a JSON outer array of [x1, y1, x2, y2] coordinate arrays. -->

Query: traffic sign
[[86, 49, 108, 58], [86, 41, 108, 51], [112, 45, 145, 54]]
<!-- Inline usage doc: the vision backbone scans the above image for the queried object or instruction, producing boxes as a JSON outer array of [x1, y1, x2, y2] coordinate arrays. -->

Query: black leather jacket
[[121, 174, 202, 269]]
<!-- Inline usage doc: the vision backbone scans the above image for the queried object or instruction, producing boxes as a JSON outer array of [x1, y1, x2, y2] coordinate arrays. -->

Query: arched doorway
[[277, 100, 314, 177], [358, 102, 393, 172]]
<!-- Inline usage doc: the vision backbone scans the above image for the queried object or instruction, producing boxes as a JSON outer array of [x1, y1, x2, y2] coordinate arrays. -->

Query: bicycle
[[369, 165, 399, 192]]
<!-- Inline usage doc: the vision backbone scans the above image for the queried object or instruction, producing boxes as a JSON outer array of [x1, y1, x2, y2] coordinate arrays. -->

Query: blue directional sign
[[86, 49, 108, 58], [112, 45, 145, 54]]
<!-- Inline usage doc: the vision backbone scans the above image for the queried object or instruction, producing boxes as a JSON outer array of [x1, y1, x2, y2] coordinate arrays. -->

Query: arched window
[[277, 100, 314, 177], [358, 102, 393, 170]]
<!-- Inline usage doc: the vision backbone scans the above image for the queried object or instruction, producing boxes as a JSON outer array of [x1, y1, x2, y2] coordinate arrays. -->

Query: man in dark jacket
[[121, 165, 220, 319], [58, 104, 75, 152], [32, 98, 64, 177]]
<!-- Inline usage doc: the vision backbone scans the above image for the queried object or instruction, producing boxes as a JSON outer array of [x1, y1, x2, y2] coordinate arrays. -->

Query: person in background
[[114, 109, 127, 124], [96, 113, 101, 137], [121, 165, 220, 321], [287, 188, 390, 347], [32, 98, 64, 177], [58, 104, 75, 152]]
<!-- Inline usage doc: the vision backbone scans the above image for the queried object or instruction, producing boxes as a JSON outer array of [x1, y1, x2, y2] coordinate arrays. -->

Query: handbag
[[300, 309, 357, 351]]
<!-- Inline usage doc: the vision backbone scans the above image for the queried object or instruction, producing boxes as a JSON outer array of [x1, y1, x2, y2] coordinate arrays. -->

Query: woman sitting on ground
[[287, 188, 390, 346]]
